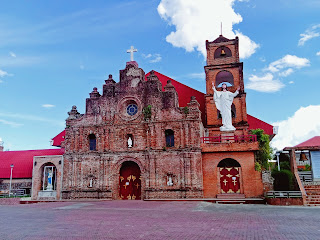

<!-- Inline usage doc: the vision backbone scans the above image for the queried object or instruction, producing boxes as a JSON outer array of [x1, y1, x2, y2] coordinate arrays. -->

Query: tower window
[[89, 134, 96, 151], [214, 46, 232, 59], [165, 129, 174, 147], [215, 70, 234, 87]]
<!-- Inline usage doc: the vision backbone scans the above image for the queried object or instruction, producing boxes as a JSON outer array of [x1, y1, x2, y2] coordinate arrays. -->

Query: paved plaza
[[1, 201, 320, 240]]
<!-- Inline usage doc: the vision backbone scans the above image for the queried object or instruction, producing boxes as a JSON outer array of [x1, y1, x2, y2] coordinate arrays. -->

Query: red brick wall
[[202, 151, 263, 198]]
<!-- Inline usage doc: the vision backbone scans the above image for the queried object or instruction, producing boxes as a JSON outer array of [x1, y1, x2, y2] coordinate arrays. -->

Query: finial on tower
[[127, 46, 138, 61], [221, 22, 223, 36]]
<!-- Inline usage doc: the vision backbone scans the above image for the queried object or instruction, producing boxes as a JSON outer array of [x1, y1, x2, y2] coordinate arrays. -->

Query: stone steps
[[216, 193, 245, 199], [304, 185, 320, 206]]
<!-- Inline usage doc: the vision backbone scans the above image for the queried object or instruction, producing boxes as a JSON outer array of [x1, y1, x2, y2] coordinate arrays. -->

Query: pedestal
[[221, 131, 235, 143]]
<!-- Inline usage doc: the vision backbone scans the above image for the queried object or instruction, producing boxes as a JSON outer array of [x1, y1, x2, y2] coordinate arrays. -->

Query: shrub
[[183, 106, 189, 115], [255, 162, 262, 172], [280, 161, 291, 171], [250, 129, 273, 170], [143, 105, 152, 120], [271, 169, 294, 191]]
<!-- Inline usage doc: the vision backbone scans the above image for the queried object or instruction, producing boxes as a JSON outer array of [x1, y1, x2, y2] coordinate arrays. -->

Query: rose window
[[127, 104, 138, 116]]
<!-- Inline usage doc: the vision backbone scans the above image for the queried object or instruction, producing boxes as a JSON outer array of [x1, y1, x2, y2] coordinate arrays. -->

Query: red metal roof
[[52, 130, 66, 147], [247, 114, 274, 136], [145, 70, 206, 123], [294, 136, 320, 148], [0, 149, 64, 179]]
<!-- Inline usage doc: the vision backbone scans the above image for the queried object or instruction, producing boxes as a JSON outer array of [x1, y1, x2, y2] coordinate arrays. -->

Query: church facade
[[30, 35, 274, 200]]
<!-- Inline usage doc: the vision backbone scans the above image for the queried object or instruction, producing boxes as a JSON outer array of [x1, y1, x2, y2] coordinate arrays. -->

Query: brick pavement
[[1, 201, 320, 240]]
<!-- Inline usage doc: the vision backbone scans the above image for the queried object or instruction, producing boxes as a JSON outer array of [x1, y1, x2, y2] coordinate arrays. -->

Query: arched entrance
[[218, 158, 241, 194], [119, 161, 141, 200]]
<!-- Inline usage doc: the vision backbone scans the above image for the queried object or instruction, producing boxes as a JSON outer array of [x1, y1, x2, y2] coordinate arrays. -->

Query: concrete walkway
[[1, 201, 319, 239]]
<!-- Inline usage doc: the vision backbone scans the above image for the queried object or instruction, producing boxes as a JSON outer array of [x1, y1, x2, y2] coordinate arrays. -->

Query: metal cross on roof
[[127, 46, 138, 61]]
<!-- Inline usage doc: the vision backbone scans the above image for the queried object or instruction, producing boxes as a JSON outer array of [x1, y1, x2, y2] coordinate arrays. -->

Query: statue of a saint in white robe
[[128, 136, 133, 148], [212, 82, 240, 131]]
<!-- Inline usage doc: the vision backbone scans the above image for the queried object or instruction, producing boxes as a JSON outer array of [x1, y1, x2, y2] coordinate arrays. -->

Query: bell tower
[[204, 35, 249, 135]]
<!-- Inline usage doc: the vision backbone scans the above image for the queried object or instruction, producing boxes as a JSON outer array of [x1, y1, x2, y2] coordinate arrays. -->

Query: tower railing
[[201, 134, 257, 144]]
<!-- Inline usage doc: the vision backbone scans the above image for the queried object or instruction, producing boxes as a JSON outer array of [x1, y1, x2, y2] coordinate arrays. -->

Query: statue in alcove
[[47, 169, 53, 191], [212, 82, 240, 131], [128, 136, 133, 148]]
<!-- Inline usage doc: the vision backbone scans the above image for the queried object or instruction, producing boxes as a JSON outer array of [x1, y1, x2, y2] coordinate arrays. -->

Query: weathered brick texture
[[62, 62, 204, 199]]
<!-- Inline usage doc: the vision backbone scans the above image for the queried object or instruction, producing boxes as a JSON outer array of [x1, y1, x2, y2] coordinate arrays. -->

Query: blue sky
[[0, 0, 319, 150]]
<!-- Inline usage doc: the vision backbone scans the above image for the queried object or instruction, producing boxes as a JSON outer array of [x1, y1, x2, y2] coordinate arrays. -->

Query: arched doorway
[[119, 161, 141, 200], [218, 158, 241, 194], [41, 162, 57, 192]]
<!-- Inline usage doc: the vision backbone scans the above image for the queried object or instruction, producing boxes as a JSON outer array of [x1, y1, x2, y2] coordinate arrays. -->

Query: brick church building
[[0, 35, 275, 200]]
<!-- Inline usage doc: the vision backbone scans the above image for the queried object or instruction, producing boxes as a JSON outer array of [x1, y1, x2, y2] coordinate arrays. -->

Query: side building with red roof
[[0, 148, 64, 196]]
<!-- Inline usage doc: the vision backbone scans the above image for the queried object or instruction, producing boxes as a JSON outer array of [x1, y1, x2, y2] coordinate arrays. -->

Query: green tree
[[250, 129, 273, 170]]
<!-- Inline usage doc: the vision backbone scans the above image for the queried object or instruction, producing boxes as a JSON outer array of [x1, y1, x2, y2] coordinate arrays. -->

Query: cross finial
[[127, 46, 138, 61]]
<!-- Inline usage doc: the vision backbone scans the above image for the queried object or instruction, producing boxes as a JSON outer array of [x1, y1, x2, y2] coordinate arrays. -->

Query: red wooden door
[[119, 162, 141, 200], [219, 167, 240, 193]]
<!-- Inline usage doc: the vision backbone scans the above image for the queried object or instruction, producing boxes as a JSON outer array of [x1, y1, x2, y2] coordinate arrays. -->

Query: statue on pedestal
[[212, 82, 240, 131], [47, 169, 53, 191]]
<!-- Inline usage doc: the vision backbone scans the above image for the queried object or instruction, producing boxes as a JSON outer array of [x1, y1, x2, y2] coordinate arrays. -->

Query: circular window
[[127, 104, 138, 116]]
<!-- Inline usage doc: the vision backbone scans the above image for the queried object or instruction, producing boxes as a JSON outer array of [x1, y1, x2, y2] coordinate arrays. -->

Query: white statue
[[212, 82, 240, 131], [128, 136, 133, 148], [89, 178, 93, 188], [167, 175, 173, 186], [47, 169, 53, 191]]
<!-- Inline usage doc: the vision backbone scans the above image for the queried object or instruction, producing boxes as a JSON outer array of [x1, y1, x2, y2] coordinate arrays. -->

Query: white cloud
[[271, 105, 320, 150], [248, 55, 310, 92], [80, 64, 84, 70], [316, 51, 320, 56], [289, 81, 294, 84], [0, 80, 3, 84], [267, 55, 310, 73], [0, 119, 23, 128], [260, 56, 266, 62], [246, 73, 284, 92], [0, 55, 42, 67], [187, 72, 206, 79], [0, 69, 10, 78], [157, 0, 259, 59], [150, 54, 162, 63], [9, 51, 16, 58], [0, 112, 63, 126], [298, 24, 320, 46], [42, 104, 55, 108], [279, 68, 294, 77], [142, 53, 162, 63], [142, 53, 152, 58]]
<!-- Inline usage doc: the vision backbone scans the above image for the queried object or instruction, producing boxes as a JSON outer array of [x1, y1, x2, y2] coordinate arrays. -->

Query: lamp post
[[9, 164, 14, 196], [275, 152, 280, 171]]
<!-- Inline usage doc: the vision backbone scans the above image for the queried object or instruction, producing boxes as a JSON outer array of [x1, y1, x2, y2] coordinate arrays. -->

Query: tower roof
[[212, 35, 232, 43]]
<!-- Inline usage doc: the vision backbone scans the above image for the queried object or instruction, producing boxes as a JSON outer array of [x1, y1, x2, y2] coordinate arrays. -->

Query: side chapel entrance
[[119, 161, 141, 200], [218, 158, 241, 194]]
